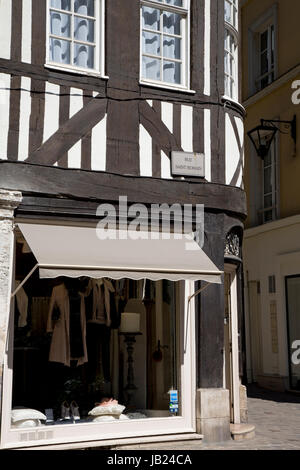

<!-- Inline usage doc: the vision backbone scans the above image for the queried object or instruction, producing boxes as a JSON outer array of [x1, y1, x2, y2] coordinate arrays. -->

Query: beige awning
[[17, 223, 222, 284]]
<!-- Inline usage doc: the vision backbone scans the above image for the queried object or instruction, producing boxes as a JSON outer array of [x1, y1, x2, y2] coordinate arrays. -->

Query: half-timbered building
[[0, 0, 248, 449]]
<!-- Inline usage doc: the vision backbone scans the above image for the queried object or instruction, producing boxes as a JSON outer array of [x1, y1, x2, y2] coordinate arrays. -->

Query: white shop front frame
[[1, 221, 222, 449]]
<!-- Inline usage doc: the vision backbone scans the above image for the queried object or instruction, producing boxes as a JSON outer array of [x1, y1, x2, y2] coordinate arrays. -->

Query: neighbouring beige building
[[241, 0, 300, 391]]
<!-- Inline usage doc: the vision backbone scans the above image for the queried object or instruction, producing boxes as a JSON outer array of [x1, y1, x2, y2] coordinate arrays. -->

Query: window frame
[[224, 25, 238, 101], [224, 0, 239, 102], [45, 0, 106, 77], [224, 0, 238, 31], [256, 24, 275, 91], [139, 0, 191, 91], [262, 137, 277, 223], [248, 5, 278, 96], [0, 226, 196, 449]]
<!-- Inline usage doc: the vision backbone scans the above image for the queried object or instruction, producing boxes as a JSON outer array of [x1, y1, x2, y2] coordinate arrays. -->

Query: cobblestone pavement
[[113, 385, 300, 450]]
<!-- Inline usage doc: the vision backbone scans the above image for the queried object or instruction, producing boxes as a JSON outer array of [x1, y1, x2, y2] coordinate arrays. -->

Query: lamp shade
[[247, 122, 278, 159], [120, 313, 140, 333]]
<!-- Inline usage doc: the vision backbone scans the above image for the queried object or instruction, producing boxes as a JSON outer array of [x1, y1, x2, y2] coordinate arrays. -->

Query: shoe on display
[[70, 401, 80, 421], [61, 401, 71, 420]]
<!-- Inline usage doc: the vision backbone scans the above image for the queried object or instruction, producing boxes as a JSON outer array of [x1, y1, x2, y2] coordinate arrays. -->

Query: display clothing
[[86, 279, 115, 327], [15, 281, 28, 328], [86, 322, 111, 382], [47, 283, 88, 367]]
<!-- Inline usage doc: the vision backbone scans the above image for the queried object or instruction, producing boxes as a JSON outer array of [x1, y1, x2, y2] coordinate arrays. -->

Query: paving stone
[[112, 385, 300, 451]]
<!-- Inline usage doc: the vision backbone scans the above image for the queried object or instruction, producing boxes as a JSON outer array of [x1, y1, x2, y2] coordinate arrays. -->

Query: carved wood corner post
[[0, 189, 22, 411]]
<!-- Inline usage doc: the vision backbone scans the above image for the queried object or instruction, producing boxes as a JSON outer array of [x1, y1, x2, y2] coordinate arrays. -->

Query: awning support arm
[[188, 282, 211, 303], [184, 282, 213, 353], [11, 263, 39, 298]]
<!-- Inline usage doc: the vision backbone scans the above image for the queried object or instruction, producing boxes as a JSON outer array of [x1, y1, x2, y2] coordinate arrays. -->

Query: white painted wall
[[18, 76, 31, 161], [203, 0, 211, 96], [43, 82, 60, 144], [68, 87, 83, 169], [0, 0, 11, 60], [244, 215, 300, 384], [181, 105, 193, 153], [0, 73, 10, 160], [21, 0, 32, 64], [91, 112, 107, 172], [139, 124, 152, 177], [225, 114, 244, 187], [204, 108, 211, 182]]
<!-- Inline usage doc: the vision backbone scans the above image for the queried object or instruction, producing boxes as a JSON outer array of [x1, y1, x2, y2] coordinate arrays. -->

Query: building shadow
[[247, 383, 300, 404]]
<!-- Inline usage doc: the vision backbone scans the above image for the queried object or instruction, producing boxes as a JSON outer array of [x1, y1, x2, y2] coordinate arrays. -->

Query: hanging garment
[[31, 297, 50, 335], [47, 283, 88, 367], [15, 281, 29, 328], [69, 289, 85, 359], [86, 322, 111, 383], [86, 279, 115, 327]]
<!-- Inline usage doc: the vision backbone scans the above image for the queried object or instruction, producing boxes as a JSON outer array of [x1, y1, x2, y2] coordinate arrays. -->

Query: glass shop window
[[10, 239, 181, 430]]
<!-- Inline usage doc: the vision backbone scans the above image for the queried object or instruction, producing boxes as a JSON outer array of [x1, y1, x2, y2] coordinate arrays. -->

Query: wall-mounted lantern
[[247, 115, 297, 159]]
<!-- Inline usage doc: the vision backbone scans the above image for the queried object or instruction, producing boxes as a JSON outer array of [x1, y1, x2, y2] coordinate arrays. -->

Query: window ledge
[[45, 63, 109, 80], [222, 95, 246, 116], [140, 80, 196, 94]]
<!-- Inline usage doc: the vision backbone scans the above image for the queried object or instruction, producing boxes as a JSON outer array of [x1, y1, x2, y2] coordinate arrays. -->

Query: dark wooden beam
[[0, 58, 108, 94], [139, 101, 182, 156], [0, 161, 247, 218], [25, 97, 107, 166]]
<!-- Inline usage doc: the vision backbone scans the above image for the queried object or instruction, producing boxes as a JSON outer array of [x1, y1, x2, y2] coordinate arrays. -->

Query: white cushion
[[91, 413, 130, 422], [11, 408, 47, 423], [88, 404, 125, 417], [11, 419, 41, 428], [118, 414, 129, 420], [91, 415, 118, 422]]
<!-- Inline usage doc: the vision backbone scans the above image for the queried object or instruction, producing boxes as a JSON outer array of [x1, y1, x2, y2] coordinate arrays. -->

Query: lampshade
[[247, 121, 278, 159]]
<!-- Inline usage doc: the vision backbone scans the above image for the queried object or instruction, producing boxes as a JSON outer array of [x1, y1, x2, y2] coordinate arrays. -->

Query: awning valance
[[17, 223, 223, 284]]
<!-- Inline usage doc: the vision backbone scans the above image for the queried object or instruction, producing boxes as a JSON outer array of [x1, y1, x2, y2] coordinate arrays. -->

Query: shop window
[[46, 0, 105, 75], [1, 235, 195, 448], [140, 0, 190, 89]]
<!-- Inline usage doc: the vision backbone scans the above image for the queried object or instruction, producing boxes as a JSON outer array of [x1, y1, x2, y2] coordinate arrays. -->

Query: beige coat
[[86, 278, 115, 327], [47, 283, 88, 367]]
